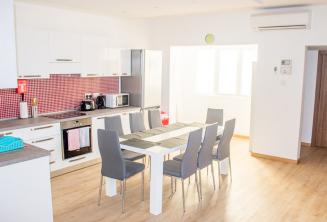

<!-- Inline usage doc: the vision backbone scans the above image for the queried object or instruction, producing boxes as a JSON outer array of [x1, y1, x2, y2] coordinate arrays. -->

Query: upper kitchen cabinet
[[0, 0, 17, 88], [104, 48, 131, 77], [16, 27, 50, 79], [49, 31, 82, 74], [81, 35, 108, 77]]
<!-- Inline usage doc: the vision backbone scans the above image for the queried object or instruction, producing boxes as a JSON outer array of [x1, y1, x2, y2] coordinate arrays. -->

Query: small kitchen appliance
[[104, 93, 129, 108], [95, 95, 106, 109], [80, 100, 96, 111]]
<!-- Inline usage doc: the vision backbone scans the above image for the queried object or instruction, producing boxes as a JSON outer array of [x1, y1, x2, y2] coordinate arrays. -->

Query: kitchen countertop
[[0, 144, 50, 167], [0, 106, 141, 132]]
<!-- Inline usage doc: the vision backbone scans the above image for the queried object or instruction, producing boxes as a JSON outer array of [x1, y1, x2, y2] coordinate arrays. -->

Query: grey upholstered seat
[[148, 109, 162, 129], [129, 112, 146, 133], [173, 124, 219, 195], [97, 130, 145, 213], [212, 119, 235, 185], [104, 115, 145, 162], [206, 108, 223, 142], [163, 128, 202, 212], [163, 160, 182, 177]]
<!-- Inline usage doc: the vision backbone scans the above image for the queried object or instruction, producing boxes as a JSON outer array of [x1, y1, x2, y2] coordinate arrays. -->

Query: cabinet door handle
[[49, 149, 55, 152], [122, 73, 128, 76], [112, 73, 118, 76], [32, 137, 54, 144], [69, 156, 86, 162], [31, 125, 54, 131], [56, 59, 73, 62], [5, 132, 13, 135], [19, 75, 42, 78], [50, 161, 56, 165], [97, 117, 105, 120], [86, 74, 99, 76]]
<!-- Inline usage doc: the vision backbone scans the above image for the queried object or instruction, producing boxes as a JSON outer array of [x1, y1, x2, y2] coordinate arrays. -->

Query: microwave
[[104, 93, 129, 108]]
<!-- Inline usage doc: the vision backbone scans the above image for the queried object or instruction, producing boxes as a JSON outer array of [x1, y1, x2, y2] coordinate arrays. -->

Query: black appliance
[[95, 95, 106, 109], [61, 118, 92, 160], [80, 100, 96, 111]]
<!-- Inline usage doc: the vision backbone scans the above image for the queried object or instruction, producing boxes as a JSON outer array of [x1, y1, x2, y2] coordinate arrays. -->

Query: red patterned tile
[[0, 75, 119, 119]]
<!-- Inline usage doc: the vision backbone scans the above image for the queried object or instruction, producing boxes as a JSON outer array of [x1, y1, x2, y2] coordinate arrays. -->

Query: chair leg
[[194, 172, 201, 203], [229, 157, 232, 182], [199, 169, 203, 199], [122, 179, 126, 213], [169, 176, 174, 199], [141, 171, 145, 201], [120, 181, 122, 195], [97, 176, 103, 206], [217, 161, 221, 189], [211, 163, 216, 191], [174, 178, 177, 192], [181, 179, 185, 213]]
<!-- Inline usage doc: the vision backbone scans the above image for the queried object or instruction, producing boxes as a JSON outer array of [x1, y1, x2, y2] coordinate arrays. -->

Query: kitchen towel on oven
[[68, 129, 80, 151], [79, 127, 91, 148]]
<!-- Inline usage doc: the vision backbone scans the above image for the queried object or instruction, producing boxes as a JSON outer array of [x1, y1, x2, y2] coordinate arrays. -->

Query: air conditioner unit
[[251, 11, 310, 31]]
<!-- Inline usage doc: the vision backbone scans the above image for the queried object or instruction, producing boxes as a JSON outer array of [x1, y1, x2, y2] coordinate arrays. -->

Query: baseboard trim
[[301, 142, 311, 147], [233, 134, 249, 139], [250, 151, 299, 164]]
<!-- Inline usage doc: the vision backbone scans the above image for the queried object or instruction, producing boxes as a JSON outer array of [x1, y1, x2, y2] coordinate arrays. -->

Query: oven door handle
[[68, 156, 86, 162]]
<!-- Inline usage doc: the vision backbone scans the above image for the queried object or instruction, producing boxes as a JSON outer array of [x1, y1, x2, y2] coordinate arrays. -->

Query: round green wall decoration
[[205, 33, 215, 44]]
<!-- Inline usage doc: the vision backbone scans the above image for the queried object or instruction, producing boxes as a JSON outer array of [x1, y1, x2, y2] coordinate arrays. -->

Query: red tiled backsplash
[[0, 74, 119, 119]]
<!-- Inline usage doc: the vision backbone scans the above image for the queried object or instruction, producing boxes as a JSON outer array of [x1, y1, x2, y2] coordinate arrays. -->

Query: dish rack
[[0, 136, 24, 153]]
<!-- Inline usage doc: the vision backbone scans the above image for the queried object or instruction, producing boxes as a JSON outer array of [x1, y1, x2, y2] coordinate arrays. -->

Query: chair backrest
[[98, 129, 125, 180], [129, 112, 146, 133], [181, 128, 203, 179], [104, 115, 124, 136], [206, 108, 223, 126], [148, 109, 162, 129], [216, 119, 235, 161], [198, 123, 219, 169]]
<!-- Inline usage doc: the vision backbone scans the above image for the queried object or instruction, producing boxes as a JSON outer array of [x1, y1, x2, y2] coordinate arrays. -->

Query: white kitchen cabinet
[[0, 0, 17, 88], [91, 116, 106, 156], [81, 35, 108, 77], [49, 31, 82, 74], [16, 27, 50, 79], [0, 123, 61, 171], [104, 48, 131, 77]]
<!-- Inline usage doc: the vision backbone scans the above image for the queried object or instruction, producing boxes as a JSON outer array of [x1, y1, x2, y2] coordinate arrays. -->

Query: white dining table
[[104, 123, 224, 215]]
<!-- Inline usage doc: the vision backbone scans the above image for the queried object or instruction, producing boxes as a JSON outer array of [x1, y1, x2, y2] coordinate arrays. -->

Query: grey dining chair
[[104, 115, 145, 162], [129, 112, 146, 133], [206, 108, 223, 145], [97, 129, 145, 213], [173, 123, 219, 197], [148, 109, 162, 129], [212, 119, 235, 187], [206, 108, 224, 125], [163, 128, 203, 213]]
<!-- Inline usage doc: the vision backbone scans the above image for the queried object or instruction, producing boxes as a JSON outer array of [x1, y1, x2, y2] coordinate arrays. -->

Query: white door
[[16, 27, 50, 79], [81, 35, 108, 77], [0, 0, 17, 88], [120, 49, 131, 76], [143, 50, 162, 108], [49, 31, 81, 74], [105, 48, 120, 77]]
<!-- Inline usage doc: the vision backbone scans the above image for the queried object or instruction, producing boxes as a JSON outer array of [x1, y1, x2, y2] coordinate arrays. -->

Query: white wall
[[301, 50, 318, 143], [14, 2, 149, 49], [146, 5, 327, 160]]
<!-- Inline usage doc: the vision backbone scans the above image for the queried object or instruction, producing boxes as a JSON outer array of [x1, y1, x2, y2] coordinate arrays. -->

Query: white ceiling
[[16, 0, 327, 18]]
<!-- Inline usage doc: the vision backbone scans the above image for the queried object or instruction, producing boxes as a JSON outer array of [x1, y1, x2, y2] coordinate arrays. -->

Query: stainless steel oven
[[61, 118, 92, 160]]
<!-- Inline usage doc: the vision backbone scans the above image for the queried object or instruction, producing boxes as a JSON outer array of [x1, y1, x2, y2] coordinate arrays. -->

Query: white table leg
[[219, 159, 228, 175], [105, 177, 117, 197], [149, 153, 164, 215]]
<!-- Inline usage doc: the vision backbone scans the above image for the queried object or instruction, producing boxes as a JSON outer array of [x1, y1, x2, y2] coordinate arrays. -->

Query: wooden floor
[[51, 138, 327, 222]]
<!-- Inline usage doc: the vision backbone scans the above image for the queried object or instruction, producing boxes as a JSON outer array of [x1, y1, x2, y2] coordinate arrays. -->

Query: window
[[195, 45, 257, 96]]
